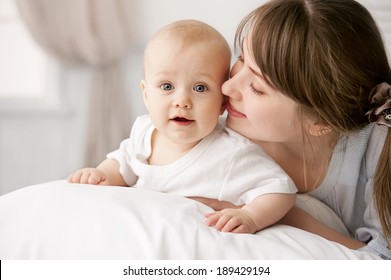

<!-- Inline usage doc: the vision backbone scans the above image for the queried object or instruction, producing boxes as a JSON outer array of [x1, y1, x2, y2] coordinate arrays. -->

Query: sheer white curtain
[[16, 0, 134, 166]]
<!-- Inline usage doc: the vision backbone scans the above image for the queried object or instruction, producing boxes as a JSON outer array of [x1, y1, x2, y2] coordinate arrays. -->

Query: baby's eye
[[160, 83, 174, 91], [193, 84, 208, 92]]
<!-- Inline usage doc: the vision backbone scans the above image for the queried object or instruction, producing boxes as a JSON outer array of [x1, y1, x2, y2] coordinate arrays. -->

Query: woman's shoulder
[[364, 124, 388, 172], [312, 124, 388, 200], [336, 124, 386, 154], [348, 124, 386, 154], [332, 124, 387, 178]]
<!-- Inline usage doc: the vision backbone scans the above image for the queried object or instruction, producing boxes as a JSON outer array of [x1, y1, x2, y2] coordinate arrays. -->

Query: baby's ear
[[220, 95, 228, 115], [140, 80, 149, 110]]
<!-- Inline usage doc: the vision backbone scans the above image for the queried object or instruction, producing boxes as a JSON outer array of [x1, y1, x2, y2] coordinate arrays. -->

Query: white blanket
[[0, 180, 380, 259]]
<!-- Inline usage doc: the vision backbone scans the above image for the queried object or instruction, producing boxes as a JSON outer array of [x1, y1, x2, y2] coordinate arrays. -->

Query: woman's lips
[[226, 102, 246, 118]]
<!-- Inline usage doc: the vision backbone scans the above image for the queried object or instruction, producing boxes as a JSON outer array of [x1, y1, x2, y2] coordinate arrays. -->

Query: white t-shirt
[[107, 114, 297, 205]]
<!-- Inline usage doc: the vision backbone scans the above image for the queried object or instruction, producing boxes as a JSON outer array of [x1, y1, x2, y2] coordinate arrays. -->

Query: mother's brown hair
[[236, 0, 391, 244]]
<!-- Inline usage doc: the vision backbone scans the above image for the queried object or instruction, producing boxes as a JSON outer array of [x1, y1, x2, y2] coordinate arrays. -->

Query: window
[[0, 0, 63, 113]]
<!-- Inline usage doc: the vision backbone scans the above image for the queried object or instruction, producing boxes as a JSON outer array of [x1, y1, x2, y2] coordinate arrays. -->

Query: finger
[[205, 212, 216, 218], [205, 213, 221, 227], [66, 174, 73, 183], [79, 171, 91, 184], [231, 225, 249, 234], [221, 217, 242, 232], [68, 171, 82, 183], [214, 214, 233, 231], [97, 179, 109, 186], [88, 173, 103, 185]]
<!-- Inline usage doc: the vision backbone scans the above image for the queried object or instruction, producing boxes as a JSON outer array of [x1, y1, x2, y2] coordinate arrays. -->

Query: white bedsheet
[[0, 180, 380, 259]]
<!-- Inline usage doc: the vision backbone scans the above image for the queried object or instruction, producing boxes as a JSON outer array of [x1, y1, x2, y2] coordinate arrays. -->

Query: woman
[[204, 0, 391, 259]]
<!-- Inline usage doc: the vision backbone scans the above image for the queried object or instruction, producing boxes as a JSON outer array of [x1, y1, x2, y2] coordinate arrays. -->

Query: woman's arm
[[279, 206, 365, 249], [191, 196, 365, 248]]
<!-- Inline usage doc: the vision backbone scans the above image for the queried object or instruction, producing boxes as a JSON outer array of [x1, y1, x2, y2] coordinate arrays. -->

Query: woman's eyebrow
[[241, 45, 263, 78], [248, 63, 265, 79], [248, 65, 261, 76]]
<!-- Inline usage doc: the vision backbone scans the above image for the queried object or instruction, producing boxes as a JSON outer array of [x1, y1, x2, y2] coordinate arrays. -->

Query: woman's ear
[[140, 80, 149, 111], [308, 122, 332, 136]]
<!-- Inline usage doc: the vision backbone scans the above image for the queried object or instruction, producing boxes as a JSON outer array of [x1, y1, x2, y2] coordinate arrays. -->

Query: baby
[[68, 19, 297, 233]]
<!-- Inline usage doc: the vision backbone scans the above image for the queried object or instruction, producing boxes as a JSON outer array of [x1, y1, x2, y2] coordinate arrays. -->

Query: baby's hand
[[67, 168, 108, 185], [205, 208, 258, 234]]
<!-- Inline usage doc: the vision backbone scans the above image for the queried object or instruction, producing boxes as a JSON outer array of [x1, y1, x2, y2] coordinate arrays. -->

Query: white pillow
[[0, 181, 377, 259]]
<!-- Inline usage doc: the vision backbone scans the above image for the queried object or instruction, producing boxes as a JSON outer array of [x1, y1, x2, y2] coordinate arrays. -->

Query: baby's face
[[141, 38, 230, 145]]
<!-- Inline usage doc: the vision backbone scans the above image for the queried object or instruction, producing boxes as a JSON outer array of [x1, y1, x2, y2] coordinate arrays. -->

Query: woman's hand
[[188, 197, 242, 211]]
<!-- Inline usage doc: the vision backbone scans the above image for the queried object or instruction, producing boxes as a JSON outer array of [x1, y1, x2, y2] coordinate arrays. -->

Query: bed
[[0, 180, 381, 259]]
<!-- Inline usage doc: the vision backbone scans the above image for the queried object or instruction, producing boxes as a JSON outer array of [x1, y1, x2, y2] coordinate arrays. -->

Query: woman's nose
[[222, 60, 243, 99]]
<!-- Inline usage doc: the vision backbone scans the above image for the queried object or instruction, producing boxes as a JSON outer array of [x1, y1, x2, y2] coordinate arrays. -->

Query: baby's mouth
[[170, 117, 194, 125], [173, 117, 190, 122]]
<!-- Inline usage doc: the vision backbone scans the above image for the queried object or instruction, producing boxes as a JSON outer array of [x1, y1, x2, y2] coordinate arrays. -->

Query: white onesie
[[107, 114, 297, 205]]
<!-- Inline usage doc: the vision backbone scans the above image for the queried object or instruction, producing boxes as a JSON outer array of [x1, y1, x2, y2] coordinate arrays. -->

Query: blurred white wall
[[0, 0, 390, 195]]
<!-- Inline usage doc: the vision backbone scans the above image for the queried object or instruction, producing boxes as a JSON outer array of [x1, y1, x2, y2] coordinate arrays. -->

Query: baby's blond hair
[[144, 19, 230, 64]]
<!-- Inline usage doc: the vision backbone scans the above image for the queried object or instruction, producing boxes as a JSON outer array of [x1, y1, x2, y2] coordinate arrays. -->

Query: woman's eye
[[193, 84, 208, 92], [160, 83, 174, 91], [250, 84, 265, 96]]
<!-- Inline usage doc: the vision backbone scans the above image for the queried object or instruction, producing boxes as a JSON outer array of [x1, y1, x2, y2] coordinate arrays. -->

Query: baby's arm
[[205, 193, 296, 233], [67, 159, 129, 186]]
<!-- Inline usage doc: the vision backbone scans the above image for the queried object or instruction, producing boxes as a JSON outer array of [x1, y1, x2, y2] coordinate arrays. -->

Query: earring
[[309, 126, 332, 136]]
